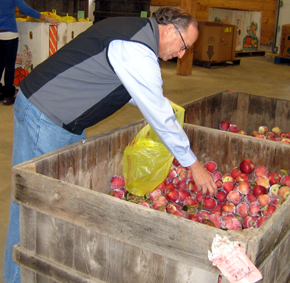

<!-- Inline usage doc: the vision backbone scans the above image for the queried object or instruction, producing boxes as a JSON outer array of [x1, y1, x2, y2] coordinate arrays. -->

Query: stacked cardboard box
[[280, 24, 290, 58], [193, 21, 237, 62], [208, 8, 262, 52]]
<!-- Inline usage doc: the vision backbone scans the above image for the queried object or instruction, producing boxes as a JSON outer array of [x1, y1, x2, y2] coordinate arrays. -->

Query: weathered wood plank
[[13, 245, 102, 283], [248, 95, 277, 135], [183, 90, 290, 136], [21, 267, 37, 283], [36, 214, 75, 268], [74, 226, 169, 282], [12, 166, 230, 273], [20, 206, 37, 251], [275, 99, 290, 132], [257, 228, 290, 283], [19, 208, 221, 282]]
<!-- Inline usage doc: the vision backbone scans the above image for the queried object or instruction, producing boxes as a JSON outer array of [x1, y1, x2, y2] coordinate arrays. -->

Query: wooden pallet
[[193, 59, 241, 69], [235, 50, 266, 57], [274, 56, 290, 65]]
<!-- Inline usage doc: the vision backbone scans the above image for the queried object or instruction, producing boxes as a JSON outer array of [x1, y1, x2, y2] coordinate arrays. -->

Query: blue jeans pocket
[[13, 91, 30, 123]]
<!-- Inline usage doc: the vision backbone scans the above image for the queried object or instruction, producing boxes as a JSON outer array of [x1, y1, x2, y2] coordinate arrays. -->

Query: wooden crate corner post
[[177, 0, 197, 76]]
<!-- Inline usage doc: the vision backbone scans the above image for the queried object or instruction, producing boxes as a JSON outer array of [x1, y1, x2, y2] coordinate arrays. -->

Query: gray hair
[[152, 6, 198, 33]]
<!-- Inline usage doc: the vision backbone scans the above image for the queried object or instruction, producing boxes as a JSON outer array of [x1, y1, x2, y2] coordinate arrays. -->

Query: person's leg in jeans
[[3, 90, 86, 283], [0, 39, 5, 100], [1, 38, 18, 105]]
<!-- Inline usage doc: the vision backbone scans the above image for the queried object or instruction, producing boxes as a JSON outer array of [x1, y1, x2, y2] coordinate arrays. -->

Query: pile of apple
[[109, 158, 290, 231], [219, 121, 290, 144]]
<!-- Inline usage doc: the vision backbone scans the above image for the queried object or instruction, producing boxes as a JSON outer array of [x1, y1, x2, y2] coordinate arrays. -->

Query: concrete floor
[[1, 52, 290, 282]]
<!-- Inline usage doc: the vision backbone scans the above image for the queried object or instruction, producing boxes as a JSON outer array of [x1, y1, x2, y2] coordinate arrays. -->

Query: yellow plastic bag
[[16, 18, 27, 21], [26, 10, 65, 22], [78, 18, 91, 22], [62, 13, 77, 23], [123, 102, 185, 196]]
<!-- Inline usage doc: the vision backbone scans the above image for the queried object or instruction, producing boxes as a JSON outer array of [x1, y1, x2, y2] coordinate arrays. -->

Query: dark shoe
[[2, 85, 16, 105], [0, 83, 3, 101], [3, 96, 15, 105]]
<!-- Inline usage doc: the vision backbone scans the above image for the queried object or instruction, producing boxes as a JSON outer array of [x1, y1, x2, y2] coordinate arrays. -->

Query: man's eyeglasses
[[175, 27, 188, 51]]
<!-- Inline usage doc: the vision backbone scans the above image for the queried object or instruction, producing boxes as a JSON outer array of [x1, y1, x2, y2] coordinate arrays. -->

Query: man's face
[[158, 23, 198, 61]]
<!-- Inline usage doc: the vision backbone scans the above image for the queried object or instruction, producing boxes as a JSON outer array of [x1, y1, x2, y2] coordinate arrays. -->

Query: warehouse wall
[[151, 0, 277, 45]]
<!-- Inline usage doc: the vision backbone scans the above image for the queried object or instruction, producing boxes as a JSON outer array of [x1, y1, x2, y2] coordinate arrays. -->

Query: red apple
[[209, 214, 222, 228], [236, 202, 249, 218], [173, 158, 180, 167], [238, 130, 247, 135], [216, 190, 227, 203], [261, 204, 277, 216], [249, 202, 260, 216], [228, 124, 239, 133], [256, 216, 268, 228], [110, 175, 125, 189], [215, 179, 223, 188], [221, 217, 242, 230], [204, 161, 218, 173], [281, 175, 290, 187], [280, 132, 288, 139], [188, 213, 201, 222], [237, 181, 251, 195], [266, 131, 275, 139], [255, 176, 270, 188], [240, 159, 255, 174], [268, 172, 281, 185], [178, 189, 190, 203], [235, 173, 250, 183], [199, 210, 210, 220], [188, 180, 198, 193], [252, 131, 260, 137], [183, 197, 198, 207], [165, 187, 180, 203], [257, 194, 271, 207], [150, 188, 162, 201], [222, 181, 235, 193], [155, 181, 166, 193], [222, 174, 234, 183], [222, 201, 236, 213], [244, 216, 259, 228], [245, 192, 257, 204], [176, 180, 187, 190], [278, 186, 290, 199], [212, 171, 223, 181], [231, 167, 242, 179], [254, 165, 269, 177], [219, 121, 230, 131], [212, 203, 222, 214], [258, 126, 268, 135], [167, 203, 182, 213], [272, 127, 281, 135], [253, 185, 268, 197], [204, 196, 217, 210], [227, 191, 242, 205]]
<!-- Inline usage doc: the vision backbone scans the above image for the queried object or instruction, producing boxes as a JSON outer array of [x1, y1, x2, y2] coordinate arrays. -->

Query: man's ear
[[164, 24, 175, 36]]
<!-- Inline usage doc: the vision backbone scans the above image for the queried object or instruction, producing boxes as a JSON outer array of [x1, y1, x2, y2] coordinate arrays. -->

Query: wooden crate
[[94, 0, 151, 22], [183, 90, 290, 136], [12, 121, 290, 283]]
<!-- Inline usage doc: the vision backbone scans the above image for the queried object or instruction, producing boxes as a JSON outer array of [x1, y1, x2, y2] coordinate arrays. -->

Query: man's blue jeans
[[3, 90, 86, 283]]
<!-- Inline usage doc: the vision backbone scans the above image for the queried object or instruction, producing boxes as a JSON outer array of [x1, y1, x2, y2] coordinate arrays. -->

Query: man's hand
[[188, 160, 217, 196]]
